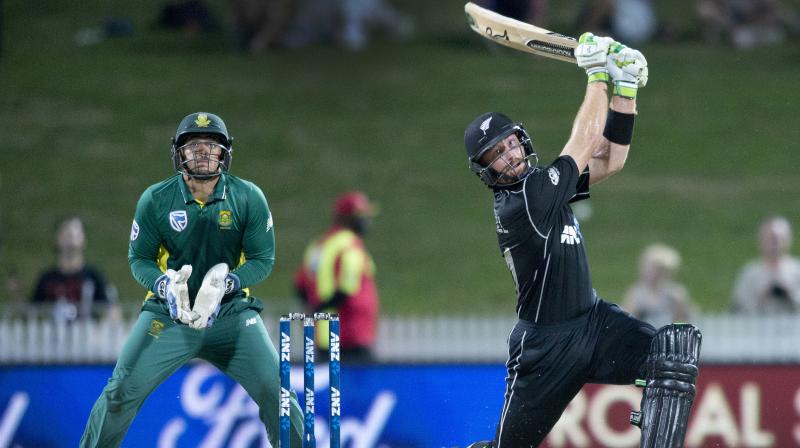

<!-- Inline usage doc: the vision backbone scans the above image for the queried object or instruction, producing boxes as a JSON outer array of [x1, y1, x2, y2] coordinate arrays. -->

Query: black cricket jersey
[[492, 155, 594, 323]]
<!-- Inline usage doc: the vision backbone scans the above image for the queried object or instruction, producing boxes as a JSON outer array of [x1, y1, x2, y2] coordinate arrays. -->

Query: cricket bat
[[464, 2, 578, 64]]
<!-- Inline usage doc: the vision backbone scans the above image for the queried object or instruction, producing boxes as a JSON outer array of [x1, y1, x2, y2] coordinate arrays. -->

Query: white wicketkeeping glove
[[575, 32, 614, 84], [607, 42, 648, 98], [189, 263, 229, 330], [156, 265, 196, 324]]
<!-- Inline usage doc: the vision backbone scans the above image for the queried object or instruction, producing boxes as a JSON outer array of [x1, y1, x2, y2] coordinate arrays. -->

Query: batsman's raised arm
[[560, 33, 612, 173], [589, 41, 648, 185]]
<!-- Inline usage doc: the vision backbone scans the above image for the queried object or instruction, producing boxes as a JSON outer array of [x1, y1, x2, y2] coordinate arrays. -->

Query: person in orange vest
[[294, 191, 379, 363]]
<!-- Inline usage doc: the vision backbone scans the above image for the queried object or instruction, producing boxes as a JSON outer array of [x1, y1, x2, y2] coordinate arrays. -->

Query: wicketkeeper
[[80, 112, 305, 447], [464, 34, 702, 448]]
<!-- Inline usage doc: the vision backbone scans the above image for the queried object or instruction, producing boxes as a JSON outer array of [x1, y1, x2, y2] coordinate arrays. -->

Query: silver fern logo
[[479, 116, 493, 135]]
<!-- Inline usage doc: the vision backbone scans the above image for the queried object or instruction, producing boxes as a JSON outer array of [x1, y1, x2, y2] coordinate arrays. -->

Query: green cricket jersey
[[128, 173, 275, 307]]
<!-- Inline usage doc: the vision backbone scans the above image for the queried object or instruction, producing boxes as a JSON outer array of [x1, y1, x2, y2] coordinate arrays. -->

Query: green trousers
[[80, 302, 304, 447]]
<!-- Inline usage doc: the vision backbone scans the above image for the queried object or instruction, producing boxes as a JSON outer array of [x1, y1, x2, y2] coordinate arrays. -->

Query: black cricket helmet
[[464, 112, 537, 187], [171, 112, 234, 179]]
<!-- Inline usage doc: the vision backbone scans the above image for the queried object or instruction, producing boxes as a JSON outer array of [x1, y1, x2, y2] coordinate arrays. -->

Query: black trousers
[[495, 299, 656, 447]]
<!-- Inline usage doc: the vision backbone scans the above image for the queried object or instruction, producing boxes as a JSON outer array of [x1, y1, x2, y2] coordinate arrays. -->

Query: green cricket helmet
[[171, 112, 234, 179]]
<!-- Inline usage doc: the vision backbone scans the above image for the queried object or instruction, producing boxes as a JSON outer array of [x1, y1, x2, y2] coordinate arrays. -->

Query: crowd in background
[[152, 0, 413, 53], [62, 0, 800, 53], [223, 0, 799, 51], [477, 0, 799, 47], [622, 216, 800, 328], [696, 0, 800, 49], [4, 210, 800, 335]]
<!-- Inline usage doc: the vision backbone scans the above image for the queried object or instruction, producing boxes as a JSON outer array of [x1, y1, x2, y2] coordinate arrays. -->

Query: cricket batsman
[[80, 112, 305, 447], [463, 34, 702, 447]]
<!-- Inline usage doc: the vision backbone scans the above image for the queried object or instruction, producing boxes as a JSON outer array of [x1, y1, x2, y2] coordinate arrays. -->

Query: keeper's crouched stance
[[80, 112, 305, 447], [462, 33, 701, 448]]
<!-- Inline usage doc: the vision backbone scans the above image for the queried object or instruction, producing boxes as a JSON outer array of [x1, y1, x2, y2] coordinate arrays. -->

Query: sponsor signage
[[0, 364, 798, 447]]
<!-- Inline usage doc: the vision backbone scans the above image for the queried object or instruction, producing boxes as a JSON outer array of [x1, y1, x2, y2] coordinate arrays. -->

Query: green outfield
[[2, 0, 799, 315]]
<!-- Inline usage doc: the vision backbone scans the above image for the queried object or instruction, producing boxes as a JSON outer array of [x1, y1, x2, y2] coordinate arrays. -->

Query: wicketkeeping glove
[[607, 42, 648, 98], [190, 263, 228, 330], [575, 32, 614, 84], [155, 265, 196, 324]]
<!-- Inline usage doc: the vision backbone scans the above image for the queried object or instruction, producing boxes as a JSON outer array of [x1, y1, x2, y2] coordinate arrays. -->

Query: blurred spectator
[[576, 0, 659, 44], [484, 0, 549, 26], [338, 0, 414, 50], [697, 0, 800, 49], [230, 0, 293, 53], [279, 0, 413, 51], [158, 0, 218, 39], [294, 191, 380, 363], [732, 216, 800, 314], [30, 216, 120, 323], [277, 0, 339, 49], [623, 243, 696, 328]]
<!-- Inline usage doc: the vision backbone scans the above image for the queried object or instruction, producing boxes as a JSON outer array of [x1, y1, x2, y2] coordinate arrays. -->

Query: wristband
[[612, 80, 638, 99], [603, 109, 636, 145], [155, 274, 168, 299], [224, 272, 241, 295], [586, 67, 609, 84]]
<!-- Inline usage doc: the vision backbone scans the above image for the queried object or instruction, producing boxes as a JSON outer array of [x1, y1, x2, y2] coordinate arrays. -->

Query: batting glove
[[155, 265, 196, 324], [575, 32, 614, 84], [607, 42, 648, 98], [190, 263, 228, 330]]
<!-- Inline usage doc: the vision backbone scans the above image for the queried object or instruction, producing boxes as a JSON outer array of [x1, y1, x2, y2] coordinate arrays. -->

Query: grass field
[[2, 0, 799, 315]]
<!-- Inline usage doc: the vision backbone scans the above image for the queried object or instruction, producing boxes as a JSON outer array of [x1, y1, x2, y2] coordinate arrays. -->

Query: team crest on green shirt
[[219, 210, 233, 230], [148, 319, 165, 338]]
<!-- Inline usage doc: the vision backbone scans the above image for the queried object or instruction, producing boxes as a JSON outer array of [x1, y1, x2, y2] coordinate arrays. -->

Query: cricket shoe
[[466, 441, 494, 448]]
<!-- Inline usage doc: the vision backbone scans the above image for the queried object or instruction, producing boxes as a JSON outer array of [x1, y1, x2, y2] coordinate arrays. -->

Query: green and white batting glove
[[190, 263, 228, 330], [155, 264, 196, 324], [575, 32, 614, 84], [607, 42, 648, 98]]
